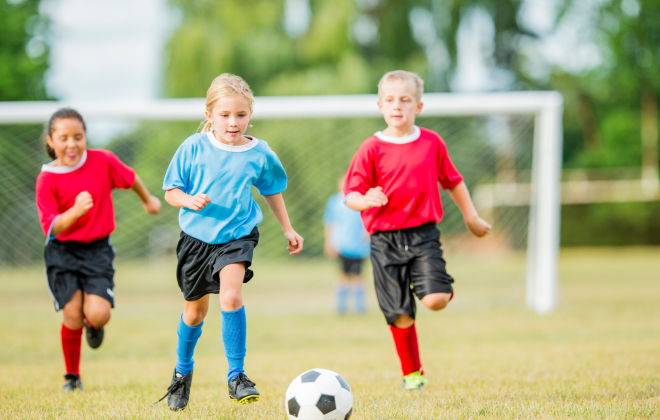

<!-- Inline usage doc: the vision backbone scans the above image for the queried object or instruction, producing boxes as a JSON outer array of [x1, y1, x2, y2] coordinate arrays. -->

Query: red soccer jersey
[[344, 126, 463, 234], [35, 149, 136, 243]]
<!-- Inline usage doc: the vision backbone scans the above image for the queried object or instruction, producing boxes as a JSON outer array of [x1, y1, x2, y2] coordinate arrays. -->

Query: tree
[[0, 0, 49, 101], [164, 0, 529, 97]]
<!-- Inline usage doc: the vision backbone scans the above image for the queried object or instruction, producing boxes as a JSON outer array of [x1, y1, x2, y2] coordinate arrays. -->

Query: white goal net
[[0, 92, 562, 313]]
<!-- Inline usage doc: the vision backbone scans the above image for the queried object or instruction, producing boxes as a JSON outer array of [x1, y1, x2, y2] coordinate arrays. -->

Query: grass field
[[1, 248, 659, 419]]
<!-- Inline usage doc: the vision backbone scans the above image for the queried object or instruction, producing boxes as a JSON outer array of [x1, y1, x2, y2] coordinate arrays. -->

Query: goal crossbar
[[0, 91, 563, 314]]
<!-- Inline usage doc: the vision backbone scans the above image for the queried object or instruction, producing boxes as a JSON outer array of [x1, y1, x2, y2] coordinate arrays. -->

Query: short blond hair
[[201, 73, 254, 133], [378, 70, 424, 102]]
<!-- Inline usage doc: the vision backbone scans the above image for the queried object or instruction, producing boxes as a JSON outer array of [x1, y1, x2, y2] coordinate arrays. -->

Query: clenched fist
[[73, 191, 94, 217], [187, 193, 211, 211]]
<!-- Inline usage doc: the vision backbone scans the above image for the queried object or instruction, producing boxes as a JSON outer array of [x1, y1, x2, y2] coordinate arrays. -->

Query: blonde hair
[[378, 70, 424, 102], [200, 73, 255, 133]]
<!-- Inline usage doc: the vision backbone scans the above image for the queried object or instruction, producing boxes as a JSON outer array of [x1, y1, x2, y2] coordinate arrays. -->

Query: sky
[[43, 0, 177, 102]]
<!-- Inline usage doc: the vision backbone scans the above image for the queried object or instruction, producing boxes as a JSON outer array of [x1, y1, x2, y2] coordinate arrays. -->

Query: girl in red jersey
[[35, 108, 161, 392]]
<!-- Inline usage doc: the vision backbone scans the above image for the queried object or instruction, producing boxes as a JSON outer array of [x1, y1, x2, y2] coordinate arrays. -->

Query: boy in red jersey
[[35, 108, 161, 392], [345, 71, 491, 390]]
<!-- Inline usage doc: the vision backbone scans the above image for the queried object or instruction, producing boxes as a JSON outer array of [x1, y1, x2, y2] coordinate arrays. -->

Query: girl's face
[[46, 118, 87, 166], [205, 95, 253, 145], [377, 80, 423, 131]]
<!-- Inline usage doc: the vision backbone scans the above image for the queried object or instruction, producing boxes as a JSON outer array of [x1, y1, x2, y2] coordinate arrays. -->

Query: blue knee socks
[[336, 285, 348, 314], [354, 284, 365, 313], [175, 314, 203, 376], [222, 306, 247, 381]]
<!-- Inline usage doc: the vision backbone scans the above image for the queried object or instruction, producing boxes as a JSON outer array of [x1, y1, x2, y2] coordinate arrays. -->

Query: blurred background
[[0, 0, 659, 265]]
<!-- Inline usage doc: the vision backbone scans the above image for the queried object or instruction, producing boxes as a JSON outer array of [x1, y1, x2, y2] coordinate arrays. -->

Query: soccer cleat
[[62, 373, 83, 392], [228, 373, 260, 404], [84, 319, 104, 349], [402, 371, 427, 391], [155, 369, 194, 411]]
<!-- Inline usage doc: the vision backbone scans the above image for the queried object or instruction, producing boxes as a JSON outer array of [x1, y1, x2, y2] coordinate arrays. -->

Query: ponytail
[[44, 108, 86, 159], [199, 120, 213, 133]]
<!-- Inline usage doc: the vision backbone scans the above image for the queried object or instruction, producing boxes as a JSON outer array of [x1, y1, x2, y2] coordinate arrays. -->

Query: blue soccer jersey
[[323, 192, 370, 259], [163, 132, 287, 244]]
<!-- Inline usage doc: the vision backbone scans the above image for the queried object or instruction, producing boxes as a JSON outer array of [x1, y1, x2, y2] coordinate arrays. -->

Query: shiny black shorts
[[176, 228, 259, 301], [370, 223, 454, 325], [44, 237, 115, 312]]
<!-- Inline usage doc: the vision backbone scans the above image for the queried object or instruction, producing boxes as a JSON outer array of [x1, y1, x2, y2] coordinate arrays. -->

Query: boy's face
[[377, 80, 423, 131], [46, 118, 87, 166], [205, 95, 253, 145]]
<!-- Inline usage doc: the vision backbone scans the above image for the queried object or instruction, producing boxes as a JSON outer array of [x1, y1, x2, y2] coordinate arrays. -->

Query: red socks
[[61, 324, 82, 375], [389, 324, 422, 376]]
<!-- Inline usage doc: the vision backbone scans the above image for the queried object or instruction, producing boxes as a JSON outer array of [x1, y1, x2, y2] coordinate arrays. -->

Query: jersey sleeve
[[254, 148, 287, 196], [344, 142, 374, 197], [35, 174, 60, 237], [105, 150, 136, 189], [322, 195, 337, 226], [163, 142, 192, 193], [437, 138, 463, 190]]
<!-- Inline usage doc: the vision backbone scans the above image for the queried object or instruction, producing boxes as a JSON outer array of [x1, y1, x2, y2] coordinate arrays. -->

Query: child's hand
[[284, 230, 304, 255], [466, 216, 492, 237], [187, 193, 211, 211], [324, 241, 338, 258], [73, 191, 94, 217], [364, 187, 388, 208], [142, 195, 161, 215]]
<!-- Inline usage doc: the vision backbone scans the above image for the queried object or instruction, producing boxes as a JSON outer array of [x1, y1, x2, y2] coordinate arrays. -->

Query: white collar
[[207, 131, 259, 152], [41, 150, 88, 173], [374, 125, 421, 144]]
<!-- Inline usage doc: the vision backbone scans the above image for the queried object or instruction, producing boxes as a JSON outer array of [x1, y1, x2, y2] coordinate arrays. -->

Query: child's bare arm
[[324, 226, 338, 257], [447, 181, 491, 237], [263, 193, 304, 255], [164, 188, 211, 211], [50, 191, 94, 236], [345, 187, 388, 211], [131, 174, 161, 215]]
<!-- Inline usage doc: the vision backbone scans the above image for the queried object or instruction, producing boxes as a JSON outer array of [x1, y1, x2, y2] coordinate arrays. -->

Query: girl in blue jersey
[[157, 74, 303, 410]]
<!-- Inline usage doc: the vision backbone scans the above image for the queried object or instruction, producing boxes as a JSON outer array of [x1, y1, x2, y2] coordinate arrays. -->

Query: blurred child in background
[[323, 175, 370, 314]]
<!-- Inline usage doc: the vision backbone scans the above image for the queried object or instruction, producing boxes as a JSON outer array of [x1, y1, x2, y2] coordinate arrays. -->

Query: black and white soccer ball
[[285, 368, 353, 420]]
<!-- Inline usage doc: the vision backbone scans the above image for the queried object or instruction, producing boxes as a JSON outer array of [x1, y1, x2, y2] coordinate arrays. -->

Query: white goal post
[[0, 91, 563, 314]]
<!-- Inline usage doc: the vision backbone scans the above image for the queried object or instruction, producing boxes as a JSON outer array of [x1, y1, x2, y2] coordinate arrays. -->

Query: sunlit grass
[[1, 248, 659, 419]]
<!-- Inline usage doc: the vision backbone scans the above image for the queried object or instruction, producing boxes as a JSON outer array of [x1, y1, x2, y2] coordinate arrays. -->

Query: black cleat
[[228, 373, 260, 404], [155, 369, 193, 411], [84, 319, 104, 349], [62, 373, 83, 392]]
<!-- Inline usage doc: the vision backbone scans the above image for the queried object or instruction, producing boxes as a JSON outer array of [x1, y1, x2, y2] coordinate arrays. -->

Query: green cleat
[[402, 371, 427, 391]]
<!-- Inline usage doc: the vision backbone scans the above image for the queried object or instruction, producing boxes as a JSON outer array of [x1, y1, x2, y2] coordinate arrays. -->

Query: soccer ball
[[285, 368, 353, 420]]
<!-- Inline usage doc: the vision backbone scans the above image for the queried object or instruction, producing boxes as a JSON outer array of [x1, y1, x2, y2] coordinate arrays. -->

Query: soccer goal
[[0, 92, 562, 314]]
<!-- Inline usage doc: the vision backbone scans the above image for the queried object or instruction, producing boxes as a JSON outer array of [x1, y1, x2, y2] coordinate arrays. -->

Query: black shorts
[[176, 228, 259, 301], [44, 237, 116, 312], [370, 223, 454, 325], [339, 255, 364, 276]]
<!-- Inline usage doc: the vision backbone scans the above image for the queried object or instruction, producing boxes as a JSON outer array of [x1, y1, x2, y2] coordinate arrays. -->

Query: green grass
[[1, 248, 659, 419]]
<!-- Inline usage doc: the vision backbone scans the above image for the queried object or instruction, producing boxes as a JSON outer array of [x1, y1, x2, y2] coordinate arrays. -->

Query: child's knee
[[183, 306, 207, 326], [392, 314, 414, 329], [62, 293, 84, 327], [421, 293, 451, 311], [219, 289, 243, 311], [85, 308, 111, 327]]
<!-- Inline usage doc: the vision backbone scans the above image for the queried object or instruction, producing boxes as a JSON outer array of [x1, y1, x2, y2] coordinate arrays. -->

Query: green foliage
[[164, 0, 530, 97], [0, 0, 49, 101], [551, 0, 660, 169]]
